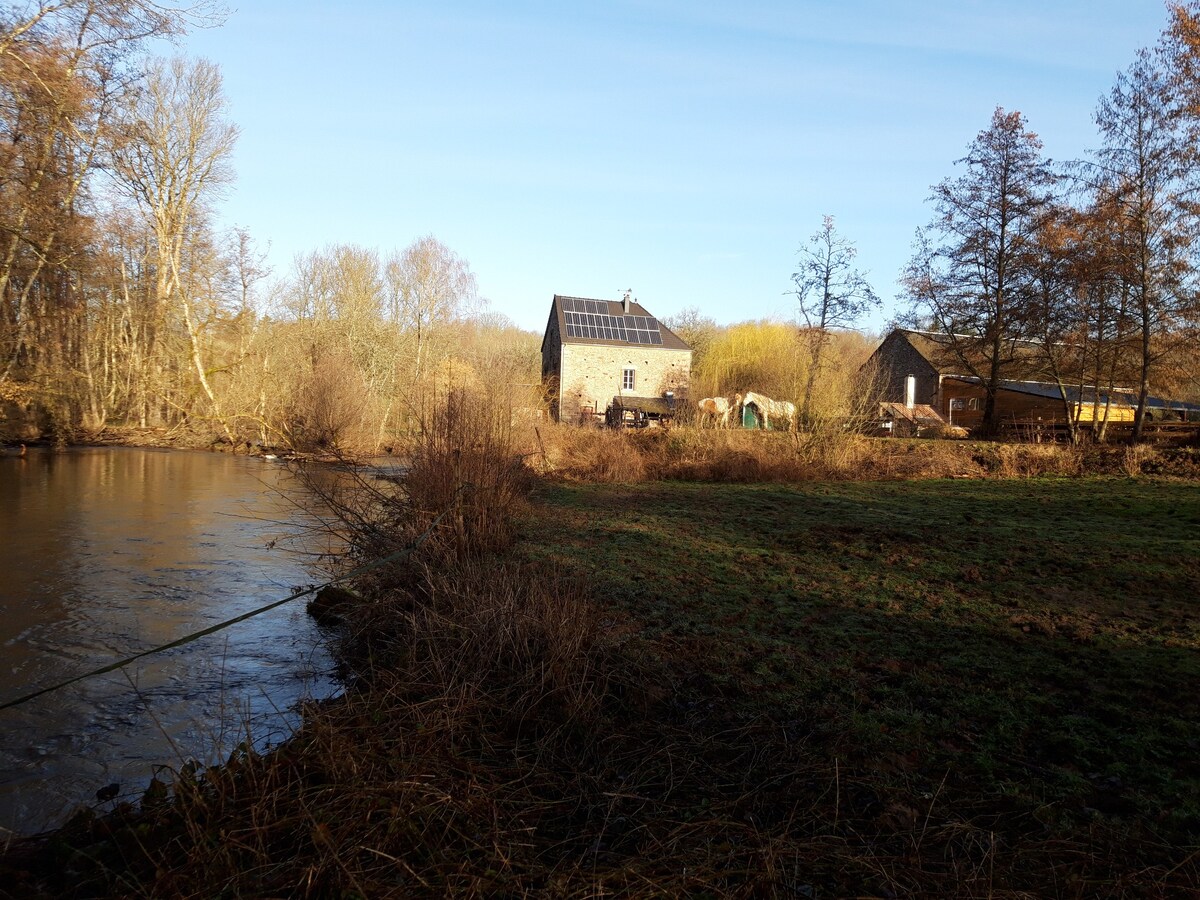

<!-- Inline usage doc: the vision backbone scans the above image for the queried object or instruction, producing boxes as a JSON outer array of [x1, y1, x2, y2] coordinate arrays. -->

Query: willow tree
[[112, 55, 239, 438]]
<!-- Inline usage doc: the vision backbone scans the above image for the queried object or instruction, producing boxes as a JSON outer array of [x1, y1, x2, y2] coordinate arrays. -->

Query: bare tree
[[903, 107, 1056, 434], [789, 216, 880, 423], [1093, 34, 1200, 440], [663, 305, 718, 365], [0, 1, 225, 392], [112, 55, 239, 440], [384, 235, 477, 386]]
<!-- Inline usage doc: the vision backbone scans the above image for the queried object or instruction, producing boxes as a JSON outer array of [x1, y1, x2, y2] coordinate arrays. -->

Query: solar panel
[[561, 300, 663, 344]]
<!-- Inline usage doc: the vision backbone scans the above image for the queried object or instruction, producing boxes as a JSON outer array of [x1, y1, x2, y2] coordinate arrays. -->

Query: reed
[[528, 421, 1200, 484]]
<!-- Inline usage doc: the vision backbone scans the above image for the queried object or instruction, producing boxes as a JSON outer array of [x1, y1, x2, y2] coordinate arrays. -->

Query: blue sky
[[176, 1, 1171, 334]]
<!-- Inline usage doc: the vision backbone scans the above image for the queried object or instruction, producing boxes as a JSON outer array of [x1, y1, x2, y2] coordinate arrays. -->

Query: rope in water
[[0, 485, 470, 712]]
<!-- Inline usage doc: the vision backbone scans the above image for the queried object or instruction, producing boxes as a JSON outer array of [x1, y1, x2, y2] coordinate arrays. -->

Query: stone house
[[541, 294, 691, 423]]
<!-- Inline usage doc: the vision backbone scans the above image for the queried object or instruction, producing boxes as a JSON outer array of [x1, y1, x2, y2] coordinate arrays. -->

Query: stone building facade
[[541, 294, 691, 423], [865, 329, 945, 410]]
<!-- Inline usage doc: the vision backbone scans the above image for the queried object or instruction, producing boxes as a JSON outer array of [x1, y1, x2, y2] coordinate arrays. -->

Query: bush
[[404, 388, 533, 559]]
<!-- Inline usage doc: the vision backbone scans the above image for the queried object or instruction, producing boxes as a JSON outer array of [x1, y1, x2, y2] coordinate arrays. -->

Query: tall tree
[[1164, 1, 1200, 122], [789, 215, 879, 423], [112, 55, 239, 439], [903, 107, 1055, 434], [0, 1, 222, 389], [1022, 205, 1095, 443], [384, 236, 477, 386], [1086, 47, 1199, 441]]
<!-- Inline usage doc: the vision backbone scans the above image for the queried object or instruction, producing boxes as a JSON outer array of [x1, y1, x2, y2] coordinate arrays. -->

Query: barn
[[541, 293, 691, 424], [866, 328, 1200, 432]]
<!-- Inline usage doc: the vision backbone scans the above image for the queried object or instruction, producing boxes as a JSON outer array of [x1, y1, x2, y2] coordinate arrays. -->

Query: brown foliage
[[530, 423, 1200, 483], [403, 388, 532, 559]]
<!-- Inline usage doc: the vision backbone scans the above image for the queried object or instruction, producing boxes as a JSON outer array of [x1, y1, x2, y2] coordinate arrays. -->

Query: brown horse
[[697, 396, 733, 427]]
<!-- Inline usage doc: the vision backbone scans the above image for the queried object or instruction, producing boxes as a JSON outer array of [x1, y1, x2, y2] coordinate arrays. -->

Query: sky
[[171, 1, 1173, 335]]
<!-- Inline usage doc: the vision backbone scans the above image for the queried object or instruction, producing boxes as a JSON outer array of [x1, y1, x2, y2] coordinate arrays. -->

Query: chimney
[[905, 374, 916, 410], [622, 289, 632, 314]]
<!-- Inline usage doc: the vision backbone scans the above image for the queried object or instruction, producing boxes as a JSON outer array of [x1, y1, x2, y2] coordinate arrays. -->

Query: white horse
[[697, 396, 733, 427], [741, 391, 796, 430]]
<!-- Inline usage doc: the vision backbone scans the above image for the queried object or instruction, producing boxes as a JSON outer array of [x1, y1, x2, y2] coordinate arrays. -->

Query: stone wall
[[557, 344, 691, 423], [541, 314, 562, 381], [866, 332, 941, 409], [541, 316, 563, 420]]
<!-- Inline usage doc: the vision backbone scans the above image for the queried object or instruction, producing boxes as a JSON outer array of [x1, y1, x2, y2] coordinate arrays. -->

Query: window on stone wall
[[623, 367, 636, 391]]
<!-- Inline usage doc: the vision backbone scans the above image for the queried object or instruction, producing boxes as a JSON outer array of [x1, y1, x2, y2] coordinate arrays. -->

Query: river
[[0, 447, 344, 837]]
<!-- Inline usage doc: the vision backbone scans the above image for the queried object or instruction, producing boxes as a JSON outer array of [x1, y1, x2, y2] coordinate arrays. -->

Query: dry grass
[[2, 562, 656, 898], [403, 388, 532, 559], [1122, 443, 1156, 477], [531, 423, 1110, 484]]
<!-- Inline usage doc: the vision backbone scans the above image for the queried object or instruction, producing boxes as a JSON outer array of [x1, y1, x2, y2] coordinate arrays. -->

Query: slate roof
[[544, 295, 691, 352], [944, 376, 1200, 413], [899, 329, 1049, 380]]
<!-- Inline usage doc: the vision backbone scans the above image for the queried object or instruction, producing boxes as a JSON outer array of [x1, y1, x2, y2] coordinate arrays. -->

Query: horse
[[741, 392, 796, 430], [697, 396, 733, 427]]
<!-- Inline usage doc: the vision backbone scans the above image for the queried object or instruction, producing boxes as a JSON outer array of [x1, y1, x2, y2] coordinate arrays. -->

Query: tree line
[[684, 4, 1200, 442], [0, 1, 539, 451], [900, 4, 1200, 441], [5, 2, 1200, 449]]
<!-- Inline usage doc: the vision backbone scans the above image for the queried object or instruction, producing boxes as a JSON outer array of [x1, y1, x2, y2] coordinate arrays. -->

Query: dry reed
[[526, 421, 1200, 485]]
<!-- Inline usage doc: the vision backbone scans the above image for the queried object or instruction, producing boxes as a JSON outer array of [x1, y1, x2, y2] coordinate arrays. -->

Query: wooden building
[[541, 293, 691, 423], [865, 329, 1200, 431]]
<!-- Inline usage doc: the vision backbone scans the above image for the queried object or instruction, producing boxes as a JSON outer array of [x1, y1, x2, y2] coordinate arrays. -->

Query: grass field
[[6, 464, 1199, 897], [518, 476, 1200, 862]]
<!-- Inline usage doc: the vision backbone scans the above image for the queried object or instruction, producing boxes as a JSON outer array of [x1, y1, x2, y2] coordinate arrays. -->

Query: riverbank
[[5, 424, 377, 466], [13, 417, 1200, 481], [2, 417, 1199, 896]]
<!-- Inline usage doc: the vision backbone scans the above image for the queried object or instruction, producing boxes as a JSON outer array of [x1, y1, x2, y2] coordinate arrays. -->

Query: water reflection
[[0, 448, 341, 836]]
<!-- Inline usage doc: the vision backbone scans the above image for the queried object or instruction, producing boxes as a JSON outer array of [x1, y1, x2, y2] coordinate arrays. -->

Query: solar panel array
[[560, 297, 663, 345]]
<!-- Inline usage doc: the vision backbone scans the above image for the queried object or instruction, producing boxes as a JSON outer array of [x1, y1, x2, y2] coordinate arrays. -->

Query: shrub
[[404, 388, 532, 559]]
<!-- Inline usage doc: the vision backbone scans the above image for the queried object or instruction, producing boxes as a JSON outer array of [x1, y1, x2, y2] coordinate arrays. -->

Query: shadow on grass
[[522, 478, 1200, 843]]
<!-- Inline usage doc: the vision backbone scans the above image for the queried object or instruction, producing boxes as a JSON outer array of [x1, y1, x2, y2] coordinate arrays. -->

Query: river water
[[0, 447, 343, 837]]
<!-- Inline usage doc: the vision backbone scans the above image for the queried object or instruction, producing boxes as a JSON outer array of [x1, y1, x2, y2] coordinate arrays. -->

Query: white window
[[622, 367, 636, 391]]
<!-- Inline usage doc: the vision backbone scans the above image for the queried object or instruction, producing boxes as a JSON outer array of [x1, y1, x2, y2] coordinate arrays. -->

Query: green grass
[[518, 476, 1200, 841]]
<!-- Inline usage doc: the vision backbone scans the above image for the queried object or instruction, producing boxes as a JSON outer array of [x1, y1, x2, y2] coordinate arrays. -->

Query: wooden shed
[[865, 328, 1200, 433], [605, 395, 678, 428]]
